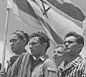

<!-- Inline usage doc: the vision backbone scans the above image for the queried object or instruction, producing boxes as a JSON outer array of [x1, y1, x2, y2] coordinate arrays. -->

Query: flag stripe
[[39, 17, 63, 44], [44, 22, 63, 44], [45, 0, 85, 21], [13, 0, 38, 19], [7, 0, 85, 46], [29, 0, 83, 28], [8, 0, 45, 29]]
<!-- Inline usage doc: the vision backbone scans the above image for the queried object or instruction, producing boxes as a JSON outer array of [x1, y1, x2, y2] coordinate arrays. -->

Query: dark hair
[[64, 32, 84, 46], [30, 32, 50, 51], [12, 30, 29, 45]]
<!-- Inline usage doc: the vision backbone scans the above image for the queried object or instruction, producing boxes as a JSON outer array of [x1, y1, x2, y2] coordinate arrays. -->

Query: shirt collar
[[59, 55, 83, 71], [32, 55, 49, 62], [71, 55, 83, 66]]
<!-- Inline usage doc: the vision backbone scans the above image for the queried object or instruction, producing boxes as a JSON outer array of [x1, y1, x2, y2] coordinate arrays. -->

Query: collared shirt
[[5, 53, 57, 77], [30, 55, 57, 77], [57, 55, 86, 77]]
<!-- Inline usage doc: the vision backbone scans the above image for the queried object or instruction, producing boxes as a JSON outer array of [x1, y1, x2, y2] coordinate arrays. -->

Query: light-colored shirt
[[31, 55, 57, 77]]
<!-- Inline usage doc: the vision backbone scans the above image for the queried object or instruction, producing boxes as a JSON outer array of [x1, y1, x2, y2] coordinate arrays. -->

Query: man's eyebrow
[[64, 40, 74, 43], [29, 42, 37, 44]]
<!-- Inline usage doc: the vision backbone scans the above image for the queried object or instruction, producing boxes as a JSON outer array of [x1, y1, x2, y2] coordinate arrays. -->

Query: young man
[[29, 32, 57, 77], [57, 32, 86, 77], [0, 30, 29, 77], [7, 30, 29, 70], [53, 44, 65, 68]]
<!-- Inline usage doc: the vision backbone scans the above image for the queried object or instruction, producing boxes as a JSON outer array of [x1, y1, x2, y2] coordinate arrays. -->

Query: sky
[[0, 0, 86, 64]]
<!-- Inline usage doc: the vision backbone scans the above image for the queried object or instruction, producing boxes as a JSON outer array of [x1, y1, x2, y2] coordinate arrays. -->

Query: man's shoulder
[[43, 58, 57, 72], [19, 52, 31, 58], [44, 58, 55, 64], [78, 57, 86, 69], [13, 52, 31, 66]]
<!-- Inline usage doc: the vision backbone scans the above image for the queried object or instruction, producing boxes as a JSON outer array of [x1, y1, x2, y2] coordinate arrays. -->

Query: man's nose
[[29, 44, 33, 49], [54, 51, 58, 56], [64, 42, 69, 47], [10, 41, 14, 45]]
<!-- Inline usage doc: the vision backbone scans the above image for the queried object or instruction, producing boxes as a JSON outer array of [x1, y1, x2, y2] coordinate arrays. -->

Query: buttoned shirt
[[5, 53, 57, 77], [57, 55, 86, 77], [30, 55, 57, 77]]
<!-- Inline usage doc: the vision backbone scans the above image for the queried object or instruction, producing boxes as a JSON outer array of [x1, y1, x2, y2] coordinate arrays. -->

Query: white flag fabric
[[7, 0, 85, 48]]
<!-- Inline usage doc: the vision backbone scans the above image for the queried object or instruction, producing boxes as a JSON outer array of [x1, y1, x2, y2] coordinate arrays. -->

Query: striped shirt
[[57, 55, 86, 77], [6, 53, 57, 77]]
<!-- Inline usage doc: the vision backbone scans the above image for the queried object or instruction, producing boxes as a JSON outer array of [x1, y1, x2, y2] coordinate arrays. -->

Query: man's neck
[[34, 53, 46, 59], [16, 49, 26, 55], [64, 54, 79, 65]]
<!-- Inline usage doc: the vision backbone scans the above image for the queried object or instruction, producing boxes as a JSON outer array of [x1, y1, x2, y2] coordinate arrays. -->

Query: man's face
[[64, 36, 81, 56], [53, 46, 65, 67], [29, 37, 45, 57], [54, 46, 64, 58], [10, 34, 25, 54]]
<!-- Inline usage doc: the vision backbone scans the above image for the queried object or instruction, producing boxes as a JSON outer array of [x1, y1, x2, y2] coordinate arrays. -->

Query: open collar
[[59, 55, 83, 71]]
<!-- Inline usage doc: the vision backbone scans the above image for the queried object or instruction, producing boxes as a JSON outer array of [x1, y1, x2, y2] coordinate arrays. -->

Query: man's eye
[[30, 42, 37, 45], [57, 51, 62, 54], [54, 51, 56, 54], [64, 41, 74, 44], [10, 39, 17, 42], [68, 41, 74, 43]]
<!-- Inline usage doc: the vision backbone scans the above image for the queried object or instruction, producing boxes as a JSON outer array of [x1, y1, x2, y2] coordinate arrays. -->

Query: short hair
[[30, 32, 50, 51], [64, 32, 84, 46], [54, 44, 64, 54], [12, 30, 29, 45]]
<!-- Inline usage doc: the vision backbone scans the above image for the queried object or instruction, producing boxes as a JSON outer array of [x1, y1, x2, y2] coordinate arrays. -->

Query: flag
[[7, 0, 85, 46], [28, 0, 85, 45], [44, 0, 85, 21], [7, 0, 64, 45], [7, 0, 44, 30]]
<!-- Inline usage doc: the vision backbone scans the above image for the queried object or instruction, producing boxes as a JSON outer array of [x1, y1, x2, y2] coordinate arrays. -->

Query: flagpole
[[1, 8, 10, 71]]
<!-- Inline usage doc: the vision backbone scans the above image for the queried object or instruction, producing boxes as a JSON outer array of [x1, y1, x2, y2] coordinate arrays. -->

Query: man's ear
[[43, 43, 47, 49], [78, 44, 83, 51], [23, 38, 27, 45]]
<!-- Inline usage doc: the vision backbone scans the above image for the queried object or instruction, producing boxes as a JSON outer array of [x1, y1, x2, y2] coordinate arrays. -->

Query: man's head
[[53, 44, 65, 67], [64, 32, 84, 56], [53, 44, 64, 57], [10, 30, 29, 54], [29, 32, 50, 57]]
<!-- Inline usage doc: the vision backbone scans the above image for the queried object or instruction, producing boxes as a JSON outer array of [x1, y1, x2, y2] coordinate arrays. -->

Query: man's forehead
[[10, 34, 18, 40], [65, 36, 77, 41], [29, 37, 39, 43]]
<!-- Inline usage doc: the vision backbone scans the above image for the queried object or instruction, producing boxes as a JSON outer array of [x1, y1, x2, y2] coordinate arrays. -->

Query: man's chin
[[12, 50, 18, 54], [66, 49, 71, 52], [31, 53, 35, 56]]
